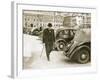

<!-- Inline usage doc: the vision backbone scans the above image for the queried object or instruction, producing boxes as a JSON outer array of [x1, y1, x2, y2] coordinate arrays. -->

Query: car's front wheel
[[55, 40, 66, 51], [74, 47, 90, 64]]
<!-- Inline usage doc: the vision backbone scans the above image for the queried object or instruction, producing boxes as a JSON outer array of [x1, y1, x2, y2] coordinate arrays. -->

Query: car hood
[[73, 29, 91, 43]]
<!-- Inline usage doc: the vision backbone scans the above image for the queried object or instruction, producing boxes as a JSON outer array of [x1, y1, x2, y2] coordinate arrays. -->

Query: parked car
[[63, 29, 91, 64], [55, 28, 76, 51], [30, 27, 43, 36]]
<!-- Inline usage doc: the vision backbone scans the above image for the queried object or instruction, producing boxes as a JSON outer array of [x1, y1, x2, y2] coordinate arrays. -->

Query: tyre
[[73, 47, 90, 64], [56, 40, 66, 51]]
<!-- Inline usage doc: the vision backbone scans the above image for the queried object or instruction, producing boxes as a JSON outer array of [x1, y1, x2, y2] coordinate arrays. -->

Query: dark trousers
[[45, 43, 53, 61]]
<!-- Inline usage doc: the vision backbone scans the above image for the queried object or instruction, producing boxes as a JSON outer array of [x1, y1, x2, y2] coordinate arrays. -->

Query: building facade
[[23, 11, 91, 34]]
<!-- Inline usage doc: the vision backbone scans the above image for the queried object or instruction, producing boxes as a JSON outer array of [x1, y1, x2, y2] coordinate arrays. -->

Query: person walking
[[43, 23, 55, 61]]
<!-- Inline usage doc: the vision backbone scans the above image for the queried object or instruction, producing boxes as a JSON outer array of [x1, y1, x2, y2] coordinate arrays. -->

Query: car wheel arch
[[70, 44, 90, 61]]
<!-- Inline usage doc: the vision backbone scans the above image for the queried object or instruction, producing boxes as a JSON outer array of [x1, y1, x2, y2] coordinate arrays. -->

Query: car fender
[[69, 44, 90, 59]]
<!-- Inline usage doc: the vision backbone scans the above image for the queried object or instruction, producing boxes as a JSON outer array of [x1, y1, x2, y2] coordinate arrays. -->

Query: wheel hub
[[81, 53, 87, 60], [60, 44, 64, 48]]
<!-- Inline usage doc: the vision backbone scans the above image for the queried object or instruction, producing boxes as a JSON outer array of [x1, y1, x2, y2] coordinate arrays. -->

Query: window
[[30, 24, 33, 27]]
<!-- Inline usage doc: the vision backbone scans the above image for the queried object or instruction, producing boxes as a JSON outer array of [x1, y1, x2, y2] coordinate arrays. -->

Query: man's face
[[48, 26, 52, 29]]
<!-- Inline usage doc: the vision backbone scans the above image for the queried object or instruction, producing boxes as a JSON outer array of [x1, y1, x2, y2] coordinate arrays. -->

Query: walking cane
[[40, 44, 44, 58]]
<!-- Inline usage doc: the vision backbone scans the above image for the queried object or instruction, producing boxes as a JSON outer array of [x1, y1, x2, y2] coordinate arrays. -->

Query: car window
[[59, 31, 63, 35], [70, 30, 74, 36], [64, 30, 69, 35]]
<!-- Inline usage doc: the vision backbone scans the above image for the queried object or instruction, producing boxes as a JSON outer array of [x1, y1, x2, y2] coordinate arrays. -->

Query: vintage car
[[55, 28, 76, 51], [63, 28, 91, 64], [30, 27, 43, 36]]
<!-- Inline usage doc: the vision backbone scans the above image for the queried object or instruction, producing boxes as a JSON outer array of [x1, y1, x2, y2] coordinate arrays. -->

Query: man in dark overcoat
[[43, 23, 55, 61]]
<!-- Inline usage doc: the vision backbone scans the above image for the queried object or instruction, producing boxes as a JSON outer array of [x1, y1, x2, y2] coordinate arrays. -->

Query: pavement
[[23, 34, 90, 69]]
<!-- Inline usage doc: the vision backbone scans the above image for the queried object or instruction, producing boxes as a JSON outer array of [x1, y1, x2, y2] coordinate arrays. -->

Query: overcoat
[[43, 28, 55, 54]]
